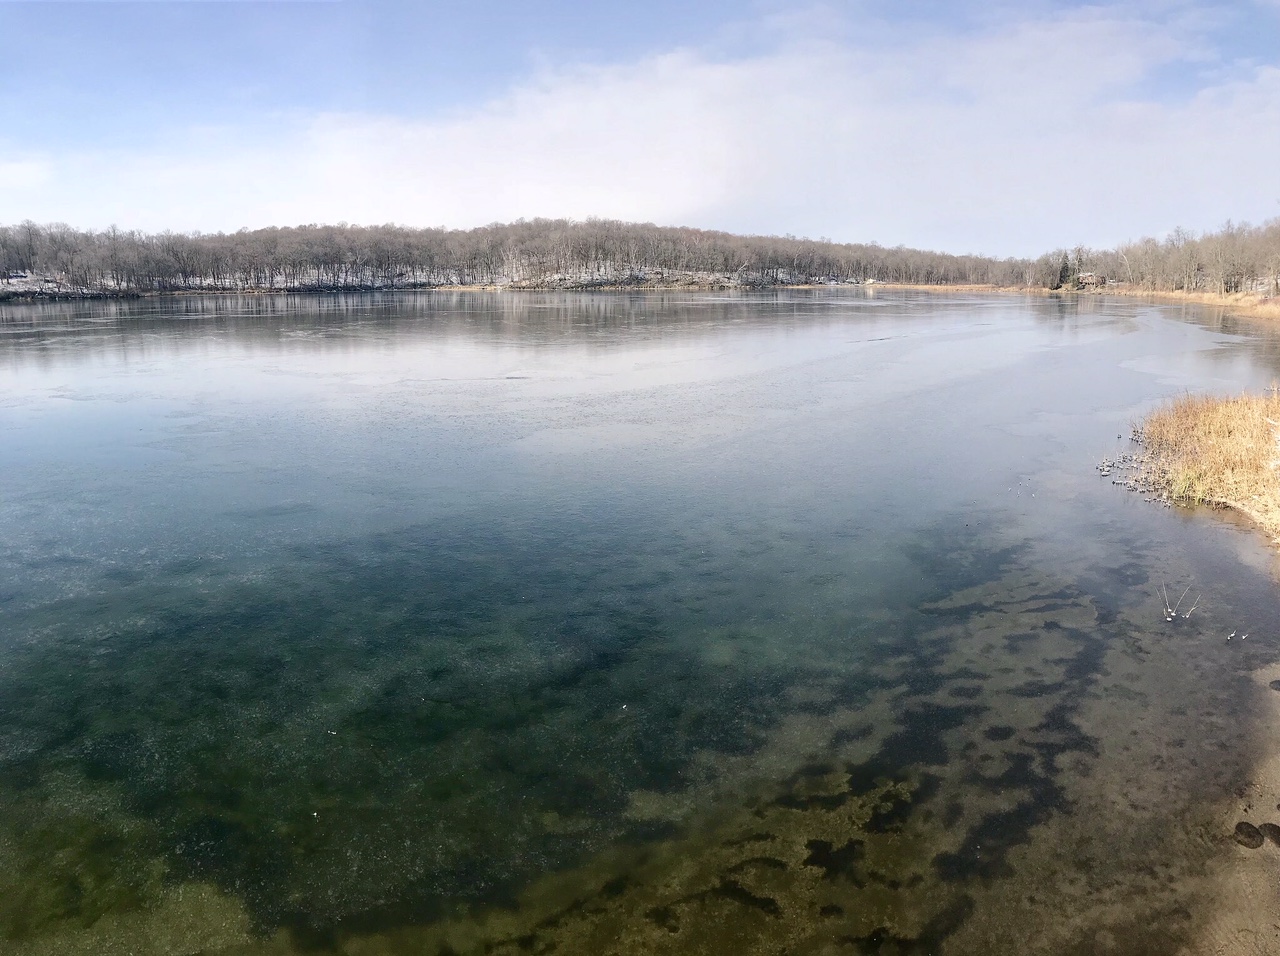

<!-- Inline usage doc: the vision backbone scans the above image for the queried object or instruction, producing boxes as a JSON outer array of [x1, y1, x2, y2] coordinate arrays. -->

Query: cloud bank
[[3, 5, 1279, 256]]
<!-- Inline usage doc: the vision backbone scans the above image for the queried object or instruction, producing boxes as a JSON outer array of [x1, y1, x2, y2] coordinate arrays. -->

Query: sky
[[1, 0, 1279, 256]]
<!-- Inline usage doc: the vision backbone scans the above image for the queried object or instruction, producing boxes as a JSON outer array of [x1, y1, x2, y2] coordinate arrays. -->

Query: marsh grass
[[1138, 392, 1280, 540], [1109, 289, 1280, 322]]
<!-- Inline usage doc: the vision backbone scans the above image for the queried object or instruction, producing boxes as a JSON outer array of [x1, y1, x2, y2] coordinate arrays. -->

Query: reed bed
[[1137, 392, 1280, 540], [1107, 288, 1280, 322]]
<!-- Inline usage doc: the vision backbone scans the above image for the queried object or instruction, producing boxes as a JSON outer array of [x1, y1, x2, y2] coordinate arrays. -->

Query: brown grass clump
[[1106, 288, 1280, 322], [1138, 392, 1280, 540]]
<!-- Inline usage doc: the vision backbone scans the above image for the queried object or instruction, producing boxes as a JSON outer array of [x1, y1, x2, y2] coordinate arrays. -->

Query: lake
[[2, 290, 1280, 955]]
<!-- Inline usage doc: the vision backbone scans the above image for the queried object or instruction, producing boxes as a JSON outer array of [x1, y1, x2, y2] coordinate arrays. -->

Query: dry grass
[[873, 284, 1280, 321], [1106, 288, 1280, 322], [1138, 392, 1280, 540]]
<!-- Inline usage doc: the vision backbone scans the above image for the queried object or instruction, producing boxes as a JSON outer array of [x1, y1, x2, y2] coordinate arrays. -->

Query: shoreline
[[0, 283, 824, 303], [872, 282, 1280, 321], [1101, 286, 1280, 321], [1, 275, 852, 302], [1133, 392, 1280, 546], [5, 280, 1280, 322]]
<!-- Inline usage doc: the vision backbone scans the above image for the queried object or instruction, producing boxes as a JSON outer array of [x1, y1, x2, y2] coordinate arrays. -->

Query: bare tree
[[5, 216, 1278, 299]]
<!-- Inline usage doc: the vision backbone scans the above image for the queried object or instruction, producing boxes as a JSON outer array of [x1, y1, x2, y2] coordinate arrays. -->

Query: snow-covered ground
[[1, 272, 82, 296]]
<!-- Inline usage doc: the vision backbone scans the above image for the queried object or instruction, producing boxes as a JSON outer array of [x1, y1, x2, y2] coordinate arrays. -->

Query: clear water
[[2, 290, 1280, 954]]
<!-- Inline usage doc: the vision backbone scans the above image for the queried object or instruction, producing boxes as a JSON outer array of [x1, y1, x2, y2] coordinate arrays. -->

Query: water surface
[[3, 290, 1280, 954]]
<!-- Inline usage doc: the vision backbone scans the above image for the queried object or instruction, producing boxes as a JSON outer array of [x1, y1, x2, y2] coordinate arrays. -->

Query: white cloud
[[0, 159, 54, 194], [4, 6, 1279, 255]]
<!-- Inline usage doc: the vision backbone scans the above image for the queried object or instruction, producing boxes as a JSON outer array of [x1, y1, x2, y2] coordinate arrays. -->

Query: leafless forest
[[2, 217, 1278, 297]]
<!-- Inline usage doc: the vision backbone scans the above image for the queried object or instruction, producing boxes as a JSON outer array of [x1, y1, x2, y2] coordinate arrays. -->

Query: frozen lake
[[2, 289, 1279, 954]]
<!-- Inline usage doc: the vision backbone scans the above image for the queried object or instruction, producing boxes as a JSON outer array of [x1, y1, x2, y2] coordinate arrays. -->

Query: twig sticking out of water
[[1159, 579, 1196, 622], [1172, 584, 1192, 616], [1181, 594, 1201, 619]]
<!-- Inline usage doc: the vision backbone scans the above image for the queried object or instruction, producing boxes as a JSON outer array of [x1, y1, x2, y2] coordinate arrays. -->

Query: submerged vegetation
[[1136, 392, 1280, 540], [2, 216, 1278, 299]]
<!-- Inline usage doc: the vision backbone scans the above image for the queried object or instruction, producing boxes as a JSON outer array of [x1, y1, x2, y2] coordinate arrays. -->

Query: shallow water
[[2, 290, 1280, 954]]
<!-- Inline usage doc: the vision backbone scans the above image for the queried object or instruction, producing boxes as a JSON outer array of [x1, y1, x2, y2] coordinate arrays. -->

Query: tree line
[[0, 219, 1031, 293], [1109, 220, 1280, 295], [1, 216, 1277, 296]]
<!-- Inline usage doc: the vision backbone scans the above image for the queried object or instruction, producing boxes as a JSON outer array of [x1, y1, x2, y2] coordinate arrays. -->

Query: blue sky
[[2, 0, 1279, 255]]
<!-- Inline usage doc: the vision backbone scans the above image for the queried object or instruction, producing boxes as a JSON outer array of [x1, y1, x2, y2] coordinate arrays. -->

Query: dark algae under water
[[4, 290, 1280, 954]]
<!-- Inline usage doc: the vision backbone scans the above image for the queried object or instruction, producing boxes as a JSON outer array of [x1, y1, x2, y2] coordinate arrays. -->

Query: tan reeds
[[1138, 391, 1280, 540], [1106, 288, 1280, 322]]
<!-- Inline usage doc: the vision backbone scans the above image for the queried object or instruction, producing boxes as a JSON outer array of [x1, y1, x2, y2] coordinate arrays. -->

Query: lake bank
[[8, 272, 1278, 317], [873, 282, 1280, 321], [1101, 287, 1280, 322], [0, 277, 853, 303], [1134, 392, 1280, 545], [0, 266, 875, 302]]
